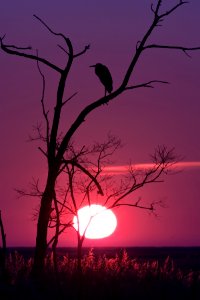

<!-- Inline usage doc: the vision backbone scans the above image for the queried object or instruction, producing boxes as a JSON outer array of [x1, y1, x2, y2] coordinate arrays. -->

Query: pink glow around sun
[[73, 205, 117, 239]]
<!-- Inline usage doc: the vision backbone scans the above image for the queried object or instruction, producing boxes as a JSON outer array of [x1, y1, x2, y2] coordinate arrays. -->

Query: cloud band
[[102, 161, 200, 174]]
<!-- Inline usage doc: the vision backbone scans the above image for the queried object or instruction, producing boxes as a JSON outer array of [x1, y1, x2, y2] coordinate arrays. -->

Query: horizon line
[[7, 245, 200, 248]]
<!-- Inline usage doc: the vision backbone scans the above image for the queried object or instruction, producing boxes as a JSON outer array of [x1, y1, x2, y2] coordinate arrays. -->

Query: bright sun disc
[[73, 204, 117, 239]]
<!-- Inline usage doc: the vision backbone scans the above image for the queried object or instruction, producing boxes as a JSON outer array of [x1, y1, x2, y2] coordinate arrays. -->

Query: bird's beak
[[90, 65, 96, 68]]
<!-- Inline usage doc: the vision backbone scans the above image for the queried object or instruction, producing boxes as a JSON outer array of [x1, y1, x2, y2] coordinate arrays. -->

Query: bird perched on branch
[[90, 63, 113, 96]]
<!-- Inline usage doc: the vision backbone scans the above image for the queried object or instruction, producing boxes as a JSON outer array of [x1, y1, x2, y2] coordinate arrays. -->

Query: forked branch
[[0, 35, 62, 73], [105, 146, 176, 211], [62, 158, 104, 196], [33, 14, 73, 57]]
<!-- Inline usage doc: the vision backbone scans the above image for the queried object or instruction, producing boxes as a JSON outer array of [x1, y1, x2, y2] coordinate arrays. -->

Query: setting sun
[[73, 204, 117, 239]]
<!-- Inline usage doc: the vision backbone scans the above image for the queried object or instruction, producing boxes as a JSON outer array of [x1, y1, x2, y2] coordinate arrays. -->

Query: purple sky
[[1, 0, 200, 247]]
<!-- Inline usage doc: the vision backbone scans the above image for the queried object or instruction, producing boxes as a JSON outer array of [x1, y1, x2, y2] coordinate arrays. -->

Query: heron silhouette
[[90, 63, 113, 96]]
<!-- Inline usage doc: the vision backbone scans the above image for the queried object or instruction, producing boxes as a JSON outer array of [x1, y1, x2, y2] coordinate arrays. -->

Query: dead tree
[[1, 0, 200, 276], [49, 141, 176, 273], [0, 211, 7, 279]]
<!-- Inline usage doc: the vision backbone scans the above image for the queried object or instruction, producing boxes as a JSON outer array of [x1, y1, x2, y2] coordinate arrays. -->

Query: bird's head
[[90, 63, 101, 68]]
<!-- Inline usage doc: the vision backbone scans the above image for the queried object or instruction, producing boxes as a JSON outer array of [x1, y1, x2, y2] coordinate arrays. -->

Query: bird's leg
[[104, 88, 109, 105]]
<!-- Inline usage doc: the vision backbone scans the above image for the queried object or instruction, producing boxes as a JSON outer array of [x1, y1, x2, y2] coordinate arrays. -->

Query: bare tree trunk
[[77, 235, 83, 274], [52, 237, 58, 273], [76, 235, 84, 299], [51, 193, 60, 273], [0, 210, 7, 279], [32, 174, 56, 277]]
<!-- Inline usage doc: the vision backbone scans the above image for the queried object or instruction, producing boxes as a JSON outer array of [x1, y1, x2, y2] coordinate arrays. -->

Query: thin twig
[[125, 80, 169, 90], [36, 50, 50, 149], [74, 44, 90, 58], [62, 92, 78, 106], [144, 44, 200, 56]]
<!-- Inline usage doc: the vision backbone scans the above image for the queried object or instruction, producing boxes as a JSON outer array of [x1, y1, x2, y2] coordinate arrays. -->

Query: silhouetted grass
[[0, 249, 200, 299]]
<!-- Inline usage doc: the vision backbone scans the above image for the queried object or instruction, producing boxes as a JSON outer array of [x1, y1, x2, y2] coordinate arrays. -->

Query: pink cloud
[[102, 161, 200, 174]]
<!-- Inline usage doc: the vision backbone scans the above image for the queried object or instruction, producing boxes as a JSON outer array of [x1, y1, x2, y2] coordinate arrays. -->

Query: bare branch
[[125, 80, 169, 90], [3, 44, 32, 50], [62, 92, 78, 106], [0, 36, 62, 73], [55, 198, 75, 215], [144, 44, 200, 56], [36, 50, 50, 149], [62, 158, 104, 196], [111, 202, 153, 211], [15, 177, 42, 198], [28, 122, 47, 143], [67, 165, 78, 212], [47, 222, 72, 247], [1, 34, 6, 41], [159, 1, 188, 19], [58, 44, 90, 58], [105, 146, 176, 209], [150, 3, 156, 14], [38, 146, 47, 157], [58, 44, 69, 56], [74, 44, 90, 58], [154, 0, 162, 16], [33, 14, 73, 56]]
